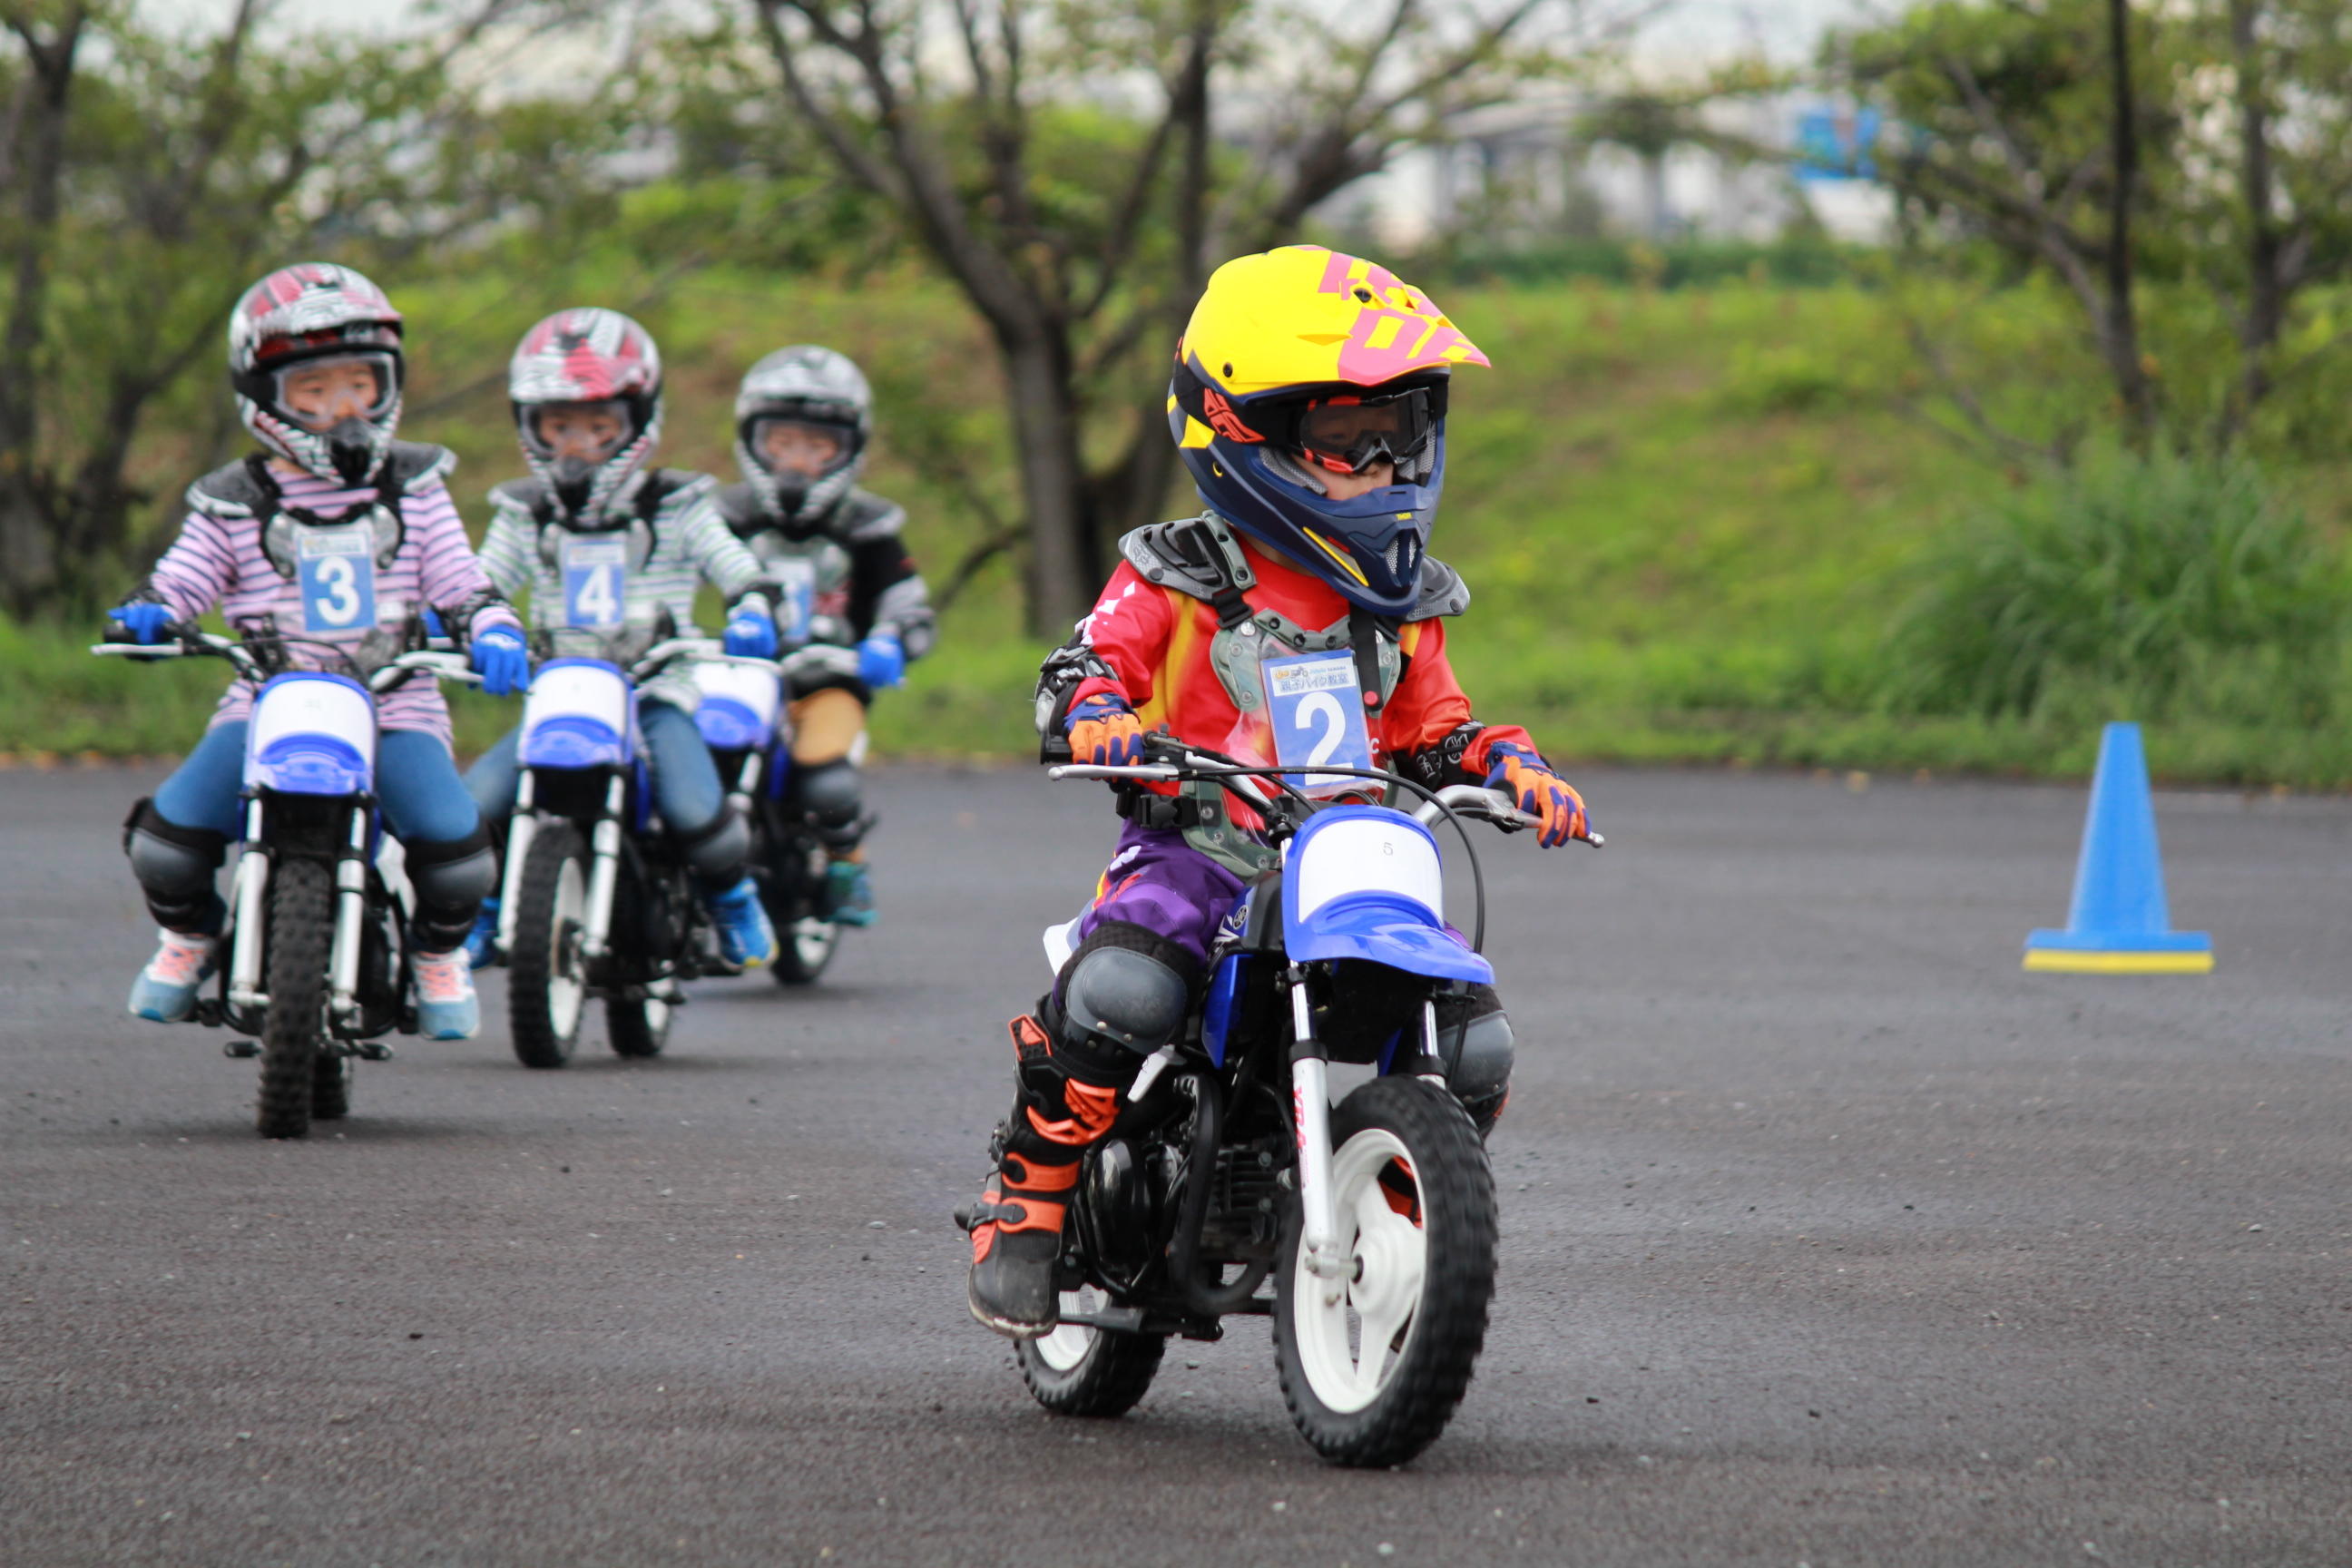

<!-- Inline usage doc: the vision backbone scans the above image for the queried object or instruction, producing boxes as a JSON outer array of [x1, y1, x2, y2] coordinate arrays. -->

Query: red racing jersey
[[1065, 534, 1538, 789]]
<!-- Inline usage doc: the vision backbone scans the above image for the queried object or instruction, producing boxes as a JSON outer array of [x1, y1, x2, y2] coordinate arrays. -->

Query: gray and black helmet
[[733, 346, 871, 528]]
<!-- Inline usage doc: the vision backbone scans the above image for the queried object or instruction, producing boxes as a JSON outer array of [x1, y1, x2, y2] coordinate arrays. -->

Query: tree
[[0, 0, 602, 613], [1828, 0, 2352, 459], [747, 0, 1640, 634]]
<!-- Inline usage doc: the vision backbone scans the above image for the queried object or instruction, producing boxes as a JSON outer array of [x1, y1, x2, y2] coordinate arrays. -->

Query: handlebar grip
[[1039, 732, 1074, 766]]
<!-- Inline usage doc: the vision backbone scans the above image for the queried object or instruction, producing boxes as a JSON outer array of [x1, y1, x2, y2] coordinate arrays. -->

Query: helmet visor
[[524, 398, 636, 464], [1274, 386, 1437, 477], [747, 416, 856, 479], [271, 351, 398, 432]]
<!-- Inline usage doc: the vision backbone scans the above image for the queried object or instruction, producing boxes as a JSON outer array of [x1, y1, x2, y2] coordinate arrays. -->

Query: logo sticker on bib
[[296, 524, 377, 634], [1262, 649, 1373, 796], [562, 536, 628, 630]]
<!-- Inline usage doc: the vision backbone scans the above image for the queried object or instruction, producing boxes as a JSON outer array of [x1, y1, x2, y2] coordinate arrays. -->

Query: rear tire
[[310, 1051, 352, 1121], [1272, 1075, 1497, 1467], [605, 995, 671, 1058], [1015, 1286, 1166, 1417], [257, 858, 333, 1140], [508, 824, 589, 1070]]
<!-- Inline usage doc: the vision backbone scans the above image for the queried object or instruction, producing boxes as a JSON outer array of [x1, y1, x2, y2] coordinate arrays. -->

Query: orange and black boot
[[966, 1008, 1124, 1338]]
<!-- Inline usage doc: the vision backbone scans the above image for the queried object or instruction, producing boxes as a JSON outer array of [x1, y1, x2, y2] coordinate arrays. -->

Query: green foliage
[[1885, 449, 2347, 724]]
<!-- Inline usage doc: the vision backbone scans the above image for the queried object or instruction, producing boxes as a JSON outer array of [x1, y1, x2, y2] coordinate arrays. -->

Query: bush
[[1885, 449, 2347, 725]]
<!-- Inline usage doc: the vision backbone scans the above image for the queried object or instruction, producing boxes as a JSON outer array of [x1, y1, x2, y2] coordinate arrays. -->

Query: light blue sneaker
[[706, 877, 779, 968], [821, 859, 878, 927], [412, 949, 481, 1040], [463, 897, 501, 970], [127, 930, 218, 1023]]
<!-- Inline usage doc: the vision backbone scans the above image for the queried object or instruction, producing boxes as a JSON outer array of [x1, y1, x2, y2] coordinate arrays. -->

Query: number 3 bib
[[562, 536, 629, 630], [296, 524, 378, 634], [1261, 648, 1374, 797]]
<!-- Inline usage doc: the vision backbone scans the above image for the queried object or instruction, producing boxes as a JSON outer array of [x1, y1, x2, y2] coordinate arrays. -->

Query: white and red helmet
[[227, 263, 405, 485], [507, 308, 664, 524]]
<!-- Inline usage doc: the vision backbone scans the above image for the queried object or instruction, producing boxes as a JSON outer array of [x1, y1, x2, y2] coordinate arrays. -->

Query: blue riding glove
[[1483, 740, 1590, 848], [468, 624, 530, 697], [723, 600, 779, 660], [1064, 693, 1147, 767], [108, 602, 175, 645], [858, 632, 906, 691]]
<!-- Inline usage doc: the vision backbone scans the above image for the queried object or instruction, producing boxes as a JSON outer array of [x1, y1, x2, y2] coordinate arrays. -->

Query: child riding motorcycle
[[966, 245, 1592, 1338], [109, 262, 529, 1040], [460, 308, 781, 970], [714, 347, 936, 926]]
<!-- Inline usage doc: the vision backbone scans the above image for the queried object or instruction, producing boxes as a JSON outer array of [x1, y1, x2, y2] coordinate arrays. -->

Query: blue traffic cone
[[2023, 722, 2212, 974]]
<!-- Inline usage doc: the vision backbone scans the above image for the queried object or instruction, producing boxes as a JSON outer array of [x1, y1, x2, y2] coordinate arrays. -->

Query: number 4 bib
[[562, 536, 628, 630], [1261, 648, 1374, 797], [296, 524, 378, 634]]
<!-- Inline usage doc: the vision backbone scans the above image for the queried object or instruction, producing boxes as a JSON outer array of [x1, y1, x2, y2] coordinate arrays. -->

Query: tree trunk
[[1002, 331, 1096, 639], [2102, 0, 2156, 443], [0, 9, 87, 612], [2226, 0, 2283, 441]]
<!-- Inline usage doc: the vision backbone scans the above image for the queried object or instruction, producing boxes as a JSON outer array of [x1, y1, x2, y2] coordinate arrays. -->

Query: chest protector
[[508, 470, 677, 577], [1117, 514, 1470, 877], [186, 443, 456, 583]]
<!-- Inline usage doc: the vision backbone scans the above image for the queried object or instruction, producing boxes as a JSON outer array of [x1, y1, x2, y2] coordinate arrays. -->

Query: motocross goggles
[[1179, 363, 1448, 478], [520, 397, 636, 464], [270, 351, 400, 431], [745, 415, 858, 477]]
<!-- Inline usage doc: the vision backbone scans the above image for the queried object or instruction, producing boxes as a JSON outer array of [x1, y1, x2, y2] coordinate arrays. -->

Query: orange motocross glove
[[1065, 694, 1147, 767], [1483, 742, 1590, 848]]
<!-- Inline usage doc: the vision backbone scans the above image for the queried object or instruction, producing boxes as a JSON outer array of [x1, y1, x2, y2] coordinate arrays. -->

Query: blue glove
[[1483, 740, 1590, 848], [724, 601, 779, 660], [108, 602, 174, 645], [1064, 692, 1146, 766], [469, 624, 530, 697], [858, 632, 906, 690]]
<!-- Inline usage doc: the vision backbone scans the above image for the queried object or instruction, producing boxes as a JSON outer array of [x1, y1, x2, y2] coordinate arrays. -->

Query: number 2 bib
[[562, 536, 629, 630], [1261, 648, 1374, 797], [296, 524, 377, 634]]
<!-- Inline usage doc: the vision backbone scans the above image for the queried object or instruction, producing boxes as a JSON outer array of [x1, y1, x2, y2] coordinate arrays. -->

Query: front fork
[[579, 773, 626, 964], [1287, 965, 1350, 1291], [328, 804, 370, 1030], [225, 798, 270, 1011]]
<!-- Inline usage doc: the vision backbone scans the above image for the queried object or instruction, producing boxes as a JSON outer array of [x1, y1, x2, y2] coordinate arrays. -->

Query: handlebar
[[93, 629, 483, 691], [630, 637, 859, 683]]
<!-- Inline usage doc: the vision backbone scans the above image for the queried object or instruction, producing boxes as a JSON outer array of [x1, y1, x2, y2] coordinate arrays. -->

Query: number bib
[[768, 558, 816, 643], [562, 537, 628, 630], [296, 524, 377, 634], [1261, 649, 1374, 797]]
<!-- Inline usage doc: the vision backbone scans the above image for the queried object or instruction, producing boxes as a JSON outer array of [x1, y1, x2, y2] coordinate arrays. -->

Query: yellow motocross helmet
[[1167, 245, 1488, 614]]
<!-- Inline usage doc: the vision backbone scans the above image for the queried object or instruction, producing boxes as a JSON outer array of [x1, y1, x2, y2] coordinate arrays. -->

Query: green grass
[[26, 267, 2352, 786]]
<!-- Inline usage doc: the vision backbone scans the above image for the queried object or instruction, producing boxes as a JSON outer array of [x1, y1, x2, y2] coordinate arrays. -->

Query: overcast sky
[[142, 0, 1882, 64]]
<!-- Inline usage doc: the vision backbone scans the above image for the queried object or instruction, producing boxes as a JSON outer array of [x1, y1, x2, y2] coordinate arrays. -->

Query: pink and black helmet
[[226, 263, 406, 485], [507, 308, 664, 525]]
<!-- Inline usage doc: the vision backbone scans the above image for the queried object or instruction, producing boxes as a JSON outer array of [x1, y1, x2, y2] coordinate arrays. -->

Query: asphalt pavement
[[4, 759, 2350, 1567]]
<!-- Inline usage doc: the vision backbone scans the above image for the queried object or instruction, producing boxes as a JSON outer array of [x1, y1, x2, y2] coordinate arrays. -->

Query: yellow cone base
[[2023, 949, 2215, 975]]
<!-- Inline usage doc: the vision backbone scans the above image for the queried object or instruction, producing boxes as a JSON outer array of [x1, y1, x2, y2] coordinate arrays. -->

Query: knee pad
[[676, 804, 751, 887], [792, 759, 868, 848], [1057, 922, 1197, 1056], [123, 798, 228, 934], [1437, 984, 1514, 1133]]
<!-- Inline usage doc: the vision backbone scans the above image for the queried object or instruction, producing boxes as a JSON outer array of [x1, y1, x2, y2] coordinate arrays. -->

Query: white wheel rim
[[640, 998, 671, 1041], [791, 916, 836, 969], [1292, 1127, 1428, 1415], [1033, 1286, 1107, 1373], [547, 856, 585, 1040]]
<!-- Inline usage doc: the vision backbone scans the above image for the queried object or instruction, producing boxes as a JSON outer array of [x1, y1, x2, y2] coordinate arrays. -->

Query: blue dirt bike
[[93, 629, 482, 1139], [493, 636, 789, 1067], [975, 735, 1597, 1467]]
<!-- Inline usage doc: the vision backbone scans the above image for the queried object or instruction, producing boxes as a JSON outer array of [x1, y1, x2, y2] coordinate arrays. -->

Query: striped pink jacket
[[145, 446, 520, 744]]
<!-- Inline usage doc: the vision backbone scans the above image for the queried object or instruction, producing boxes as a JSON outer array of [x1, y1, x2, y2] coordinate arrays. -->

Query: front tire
[[1015, 1286, 1166, 1417], [1272, 1075, 1498, 1467], [508, 823, 589, 1069], [256, 858, 334, 1140], [769, 913, 838, 986]]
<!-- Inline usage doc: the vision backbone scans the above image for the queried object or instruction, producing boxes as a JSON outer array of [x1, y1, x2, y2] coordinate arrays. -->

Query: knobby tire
[[257, 858, 334, 1140]]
